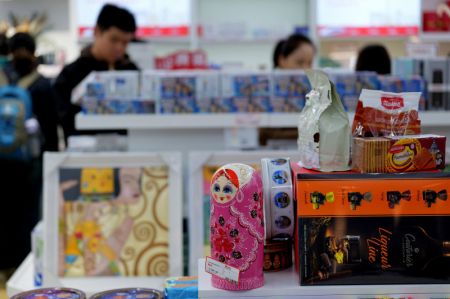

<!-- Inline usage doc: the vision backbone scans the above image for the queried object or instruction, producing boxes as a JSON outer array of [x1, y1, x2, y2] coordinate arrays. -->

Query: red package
[[352, 89, 421, 137]]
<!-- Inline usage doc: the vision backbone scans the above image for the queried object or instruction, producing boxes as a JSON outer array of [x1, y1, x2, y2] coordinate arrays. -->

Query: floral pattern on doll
[[210, 164, 263, 272]]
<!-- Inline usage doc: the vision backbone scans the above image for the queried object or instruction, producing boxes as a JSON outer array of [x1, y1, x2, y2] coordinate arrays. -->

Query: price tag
[[205, 257, 240, 284]]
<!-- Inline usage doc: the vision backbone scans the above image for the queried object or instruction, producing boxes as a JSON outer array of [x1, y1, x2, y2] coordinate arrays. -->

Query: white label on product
[[205, 257, 240, 284]]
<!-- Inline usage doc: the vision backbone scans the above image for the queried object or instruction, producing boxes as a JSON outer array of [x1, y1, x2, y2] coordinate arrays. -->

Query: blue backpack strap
[[0, 70, 7, 86]]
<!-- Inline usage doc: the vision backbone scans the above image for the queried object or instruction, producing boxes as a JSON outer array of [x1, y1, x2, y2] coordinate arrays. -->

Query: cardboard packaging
[[142, 70, 220, 114], [271, 70, 310, 112], [221, 71, 272, 113], [352, 134, 446, 173], [292, 164, 450, 285]]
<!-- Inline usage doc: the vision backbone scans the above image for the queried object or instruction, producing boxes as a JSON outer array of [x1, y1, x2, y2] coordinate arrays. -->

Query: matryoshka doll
[[210, 163, 264, 290]]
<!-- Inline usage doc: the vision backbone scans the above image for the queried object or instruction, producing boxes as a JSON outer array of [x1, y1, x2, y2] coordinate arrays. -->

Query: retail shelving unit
[[76, 111, 450, 151], [197, 259, 450, 299]]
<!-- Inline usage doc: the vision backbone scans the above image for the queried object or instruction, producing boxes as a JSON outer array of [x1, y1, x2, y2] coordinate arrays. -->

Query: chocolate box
[[352, 134, 446, 173], [292, 164, 450, 285]]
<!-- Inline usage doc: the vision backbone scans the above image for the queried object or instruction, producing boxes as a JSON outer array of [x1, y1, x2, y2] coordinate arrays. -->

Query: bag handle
[[17, 70, 40, 89]]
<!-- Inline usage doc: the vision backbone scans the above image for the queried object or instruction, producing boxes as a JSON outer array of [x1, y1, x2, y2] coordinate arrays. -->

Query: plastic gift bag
[[352, 89, 421, 137], [297, 70, 350, 172]]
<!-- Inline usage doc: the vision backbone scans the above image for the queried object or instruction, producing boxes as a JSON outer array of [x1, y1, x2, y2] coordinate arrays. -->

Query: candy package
[[297, 70, 351, 172], [352, 89, 422, 137]]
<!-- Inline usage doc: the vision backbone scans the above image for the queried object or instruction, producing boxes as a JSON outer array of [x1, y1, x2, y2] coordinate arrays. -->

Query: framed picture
[[43, 152, 182, 288], [187, 150, 300, 274]]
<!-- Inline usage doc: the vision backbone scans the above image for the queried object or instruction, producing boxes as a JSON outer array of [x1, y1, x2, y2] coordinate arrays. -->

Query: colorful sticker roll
[[11, 288, 86, 299], [261, 158, 294, 240], [89, 288, 163, 299]]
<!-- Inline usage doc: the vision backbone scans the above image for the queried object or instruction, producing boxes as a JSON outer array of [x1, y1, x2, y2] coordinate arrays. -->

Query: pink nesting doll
[[210, 163, 264, 290]]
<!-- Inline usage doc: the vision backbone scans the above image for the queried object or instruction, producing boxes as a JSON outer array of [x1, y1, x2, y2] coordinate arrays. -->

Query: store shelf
[[199, 37, 279, 44], [7, 254, 166, 298], [76, 113, 287, 130], [419, 32, 450, 42], [197, 259, 450, 299], [76, 112, 450, 131]]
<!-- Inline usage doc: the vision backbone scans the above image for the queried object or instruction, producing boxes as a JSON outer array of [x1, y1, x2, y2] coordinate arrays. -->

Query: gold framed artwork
[[43, 152, 182, 288]]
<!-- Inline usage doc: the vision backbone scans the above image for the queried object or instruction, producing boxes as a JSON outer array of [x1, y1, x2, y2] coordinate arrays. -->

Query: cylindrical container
[[261, 158, 294, 240], [11, 288, 86, 299], [89, 288, 163, 299], [263, 238, 293, 272], [210, 163, 264, 290]]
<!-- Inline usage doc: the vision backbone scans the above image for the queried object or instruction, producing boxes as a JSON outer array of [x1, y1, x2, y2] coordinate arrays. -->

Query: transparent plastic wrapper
[[352, 89, 422, 137], [297, 70, 351, 172]]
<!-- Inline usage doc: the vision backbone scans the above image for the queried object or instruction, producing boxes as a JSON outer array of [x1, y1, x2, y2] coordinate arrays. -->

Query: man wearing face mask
[[53, 4, 138, 144], [0, 32, 58, 270]]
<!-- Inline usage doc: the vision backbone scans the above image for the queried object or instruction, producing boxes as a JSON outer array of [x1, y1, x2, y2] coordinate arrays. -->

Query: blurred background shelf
[[76, 112, 450, 130]]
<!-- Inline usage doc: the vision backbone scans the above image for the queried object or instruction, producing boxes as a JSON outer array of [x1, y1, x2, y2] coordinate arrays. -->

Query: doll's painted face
[[211, 169, 239, 204]]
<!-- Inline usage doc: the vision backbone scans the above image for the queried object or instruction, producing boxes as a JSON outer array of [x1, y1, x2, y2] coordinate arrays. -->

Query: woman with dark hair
[[261, 34, 316, 146], [273, 33, 315, 69], [355, 44, 391, 75]]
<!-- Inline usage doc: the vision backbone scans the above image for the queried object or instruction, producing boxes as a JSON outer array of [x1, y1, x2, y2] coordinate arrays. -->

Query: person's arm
[[53, 66, 76, 142], [32, 77, 59, 152]]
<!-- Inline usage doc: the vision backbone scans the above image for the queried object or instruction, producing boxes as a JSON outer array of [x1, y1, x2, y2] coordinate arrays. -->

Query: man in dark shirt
[[53, 4, 138, 143]]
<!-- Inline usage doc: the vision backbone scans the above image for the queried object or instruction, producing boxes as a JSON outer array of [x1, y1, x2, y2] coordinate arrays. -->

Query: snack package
[[352, 89, 422, 137], [352, 134, 446, 173], [297, 70, 351, 172]]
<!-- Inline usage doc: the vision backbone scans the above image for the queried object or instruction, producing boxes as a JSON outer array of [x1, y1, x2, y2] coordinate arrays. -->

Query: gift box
[[292, 164, 450, 285]]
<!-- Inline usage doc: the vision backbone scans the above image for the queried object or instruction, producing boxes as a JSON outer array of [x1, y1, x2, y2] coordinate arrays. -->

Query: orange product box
[[292, 163, 450, 284], [352, 134, 446, 173]]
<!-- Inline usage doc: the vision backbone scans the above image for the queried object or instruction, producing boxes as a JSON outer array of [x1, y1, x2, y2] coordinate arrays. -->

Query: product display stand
[[197, 259, 450, 299], [7, 255, 166, 298]]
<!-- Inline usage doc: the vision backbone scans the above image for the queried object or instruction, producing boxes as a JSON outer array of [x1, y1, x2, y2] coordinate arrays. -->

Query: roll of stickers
[[90, 288, 163, 299], [261, 158, 294, 240], [11, 288, 86, 299]]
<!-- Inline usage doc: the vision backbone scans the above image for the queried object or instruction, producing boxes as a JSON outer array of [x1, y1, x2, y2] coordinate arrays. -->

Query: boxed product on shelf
[[164, 276, 198, 299], [423, 57, 449, 110], [77, 71, 155, 114], [143, 70, 220, 113], [271, 70, 310, 112], [221, 70, 272, 112], [352, 134, 446, 173], [292, 164, 450, 285], [393, 58, 423, 78]]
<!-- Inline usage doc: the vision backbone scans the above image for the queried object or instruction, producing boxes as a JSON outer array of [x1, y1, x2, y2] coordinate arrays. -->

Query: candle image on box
[[210, 163, 264, 290]]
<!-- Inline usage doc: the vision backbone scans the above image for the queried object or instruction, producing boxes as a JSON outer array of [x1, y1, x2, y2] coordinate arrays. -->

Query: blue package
[[160, 76, 197, 113], [164, 276, 198, 299], [331, 73, 359, 111], [272, 72, 310, 112]]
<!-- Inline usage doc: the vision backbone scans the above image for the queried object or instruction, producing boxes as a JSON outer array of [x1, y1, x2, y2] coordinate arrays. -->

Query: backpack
[[0, 69, 40, 161]]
